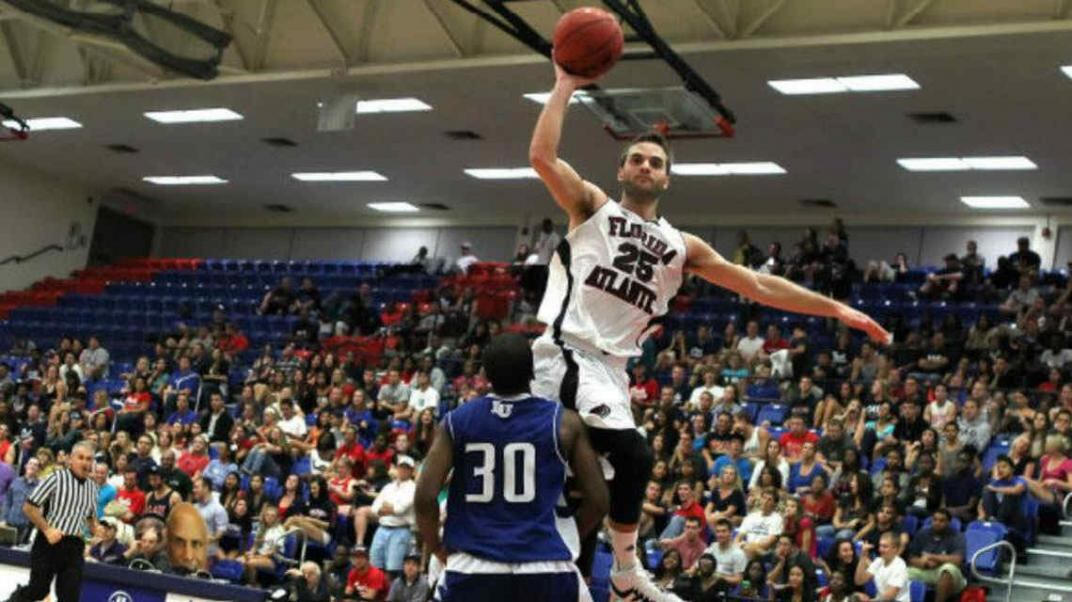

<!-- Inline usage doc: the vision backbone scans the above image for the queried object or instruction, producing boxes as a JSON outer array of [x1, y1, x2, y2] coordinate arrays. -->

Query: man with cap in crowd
[[368, 455, 417, 579], [86, 517, 127, 565], [386, 554, 430, 602], [143, 464, 181, 522], [455, 242, 479, 274], [344, 545, 388, 602]]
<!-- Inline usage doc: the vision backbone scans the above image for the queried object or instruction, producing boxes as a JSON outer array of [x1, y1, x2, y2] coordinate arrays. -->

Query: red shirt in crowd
[[674, 500, 710, 542], [335, 442, 367, 475], [629, 377, 659, 408], [116, 486, 146, 523], [329, 476, 354, 507], [365, 446, 395, 468], [177, 451, 210, 476], [346, 564, 388, 600], [779, 430, 819, 461]]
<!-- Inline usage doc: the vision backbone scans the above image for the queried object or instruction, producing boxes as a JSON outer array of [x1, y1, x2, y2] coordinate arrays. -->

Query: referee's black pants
[[10, 535, 85, 602]]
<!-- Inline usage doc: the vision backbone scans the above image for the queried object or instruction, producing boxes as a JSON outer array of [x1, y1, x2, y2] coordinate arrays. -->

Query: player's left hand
[[836, 305, 892, 345]]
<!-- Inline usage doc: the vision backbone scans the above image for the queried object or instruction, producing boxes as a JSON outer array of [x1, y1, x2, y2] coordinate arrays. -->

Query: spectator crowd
[[0, 222, 1070, 602]]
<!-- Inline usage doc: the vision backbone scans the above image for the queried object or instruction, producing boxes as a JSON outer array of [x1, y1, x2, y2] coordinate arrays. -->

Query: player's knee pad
[[590, 429, 653, 525]]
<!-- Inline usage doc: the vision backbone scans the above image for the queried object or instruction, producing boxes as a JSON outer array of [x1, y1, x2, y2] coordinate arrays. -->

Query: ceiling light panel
[[960, 196, 1029, 209], [144, 108, 243, 124], [368, 202, 420, 212], [291, 171, 387, 182], [355, 98, 432, 114], [143, 175, 228, 185], [769, 74, 919, 95], [464, 168, 539, 180], [3, 117, 83, 130]]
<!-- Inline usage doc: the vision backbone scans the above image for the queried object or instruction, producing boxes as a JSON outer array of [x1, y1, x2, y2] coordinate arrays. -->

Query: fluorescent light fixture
[[523, 92, 587, 105], [1061, 66, 1072, 79], [672, 162, 786, 176], [464, 168, 539, 180], [768, 78, 846, 95], [962, 156, 1037, 170], [671, 164, 729, 176], [960, 196, 1029, 209], [897, 158, 967, 171], [838, 74, 920, 92], [368, 202, 420, 212], [722, 162, 786, 175], [144, 108, 243, 124], [291, 171, 387, 182], [143, 175, 228, 185], [355, 98, 432, 114], [898, 156, 1036, 172], [770, 74, 919, 95], [3, 117, 83, 131]]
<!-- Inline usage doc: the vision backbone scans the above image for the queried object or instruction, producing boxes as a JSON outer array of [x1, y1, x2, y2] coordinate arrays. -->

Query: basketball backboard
[[577, 86, 735, 139]]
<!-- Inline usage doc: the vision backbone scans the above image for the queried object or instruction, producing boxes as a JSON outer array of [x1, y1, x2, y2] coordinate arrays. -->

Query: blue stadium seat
[[902, 515, 919, 537], [910, 581, 927, 602], [922, 516, 961, 532], [981, 439, 1010, 472], [965, 521, 1007, 574], [739, 402, 760, 423], [756, 404, 789, 426]]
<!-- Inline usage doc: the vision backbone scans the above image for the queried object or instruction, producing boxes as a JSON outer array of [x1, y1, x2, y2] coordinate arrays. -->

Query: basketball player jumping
[[529, 64, 890, 602]]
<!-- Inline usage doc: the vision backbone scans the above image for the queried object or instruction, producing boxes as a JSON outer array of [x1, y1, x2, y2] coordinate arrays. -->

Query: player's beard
[[620, 178, 665, 204]]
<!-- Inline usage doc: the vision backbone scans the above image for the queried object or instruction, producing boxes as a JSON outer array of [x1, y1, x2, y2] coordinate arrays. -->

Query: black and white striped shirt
[[26, 468, 99, 537]]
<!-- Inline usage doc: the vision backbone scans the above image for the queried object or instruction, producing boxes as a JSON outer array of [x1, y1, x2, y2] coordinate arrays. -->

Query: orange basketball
[[552, 7, 624, 79]]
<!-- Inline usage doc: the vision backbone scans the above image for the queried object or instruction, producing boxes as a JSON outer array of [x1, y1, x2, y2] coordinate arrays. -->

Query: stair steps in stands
[[987, 521, 1072, 602]]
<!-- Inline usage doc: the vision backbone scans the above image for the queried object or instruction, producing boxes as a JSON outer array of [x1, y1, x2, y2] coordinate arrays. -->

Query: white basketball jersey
[[537, 200, 687, 358]]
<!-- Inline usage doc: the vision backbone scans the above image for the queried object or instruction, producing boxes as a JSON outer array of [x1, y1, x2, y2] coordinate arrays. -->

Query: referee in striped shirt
[[8, 441, 99, 602]]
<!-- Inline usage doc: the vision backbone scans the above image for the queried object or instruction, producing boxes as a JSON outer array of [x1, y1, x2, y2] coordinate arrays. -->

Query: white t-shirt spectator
[[1005, 287, 1039, 312], [867, 556, 910, 602], [738, 510, 783, 543], [736, 336, 765, 363], [279, 413, 308, 439], [80, 346, 110, 377], [456, 253, 479, 274], [689, 384, 725, 407], [706, 542, 747, 578], [372, 479, 417, 528], [409, 386, 441, 415], [1040, 348, 1072, 369]]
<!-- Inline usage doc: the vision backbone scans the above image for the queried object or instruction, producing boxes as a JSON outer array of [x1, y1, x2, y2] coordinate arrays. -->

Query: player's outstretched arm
[[529, 64, 607, 228], [559, 409, 609, 537], [682, 232, 891, 345], [415, 423, 453, 562]]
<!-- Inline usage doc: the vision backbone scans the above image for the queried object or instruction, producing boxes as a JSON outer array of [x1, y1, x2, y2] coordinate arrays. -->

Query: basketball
[[552, 7, 624, 79]]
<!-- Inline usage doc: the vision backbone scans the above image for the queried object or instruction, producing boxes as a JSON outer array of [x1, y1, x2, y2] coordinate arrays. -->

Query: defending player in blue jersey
[[415, 333, 609, 602]]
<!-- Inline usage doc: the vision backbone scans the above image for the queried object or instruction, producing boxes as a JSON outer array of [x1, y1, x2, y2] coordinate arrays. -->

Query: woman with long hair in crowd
[[749, 439, 790, 491], [219, 471, 243, 512], [818, 539, 860, 593], [239, 505, 287, 585], [276, 473, 303, 519], [1025, 434, 1072, 508], [773, 562, 817, 602], [653, 549, 683, 591], [830, 473, 870, 540], [412, 407, 437, 459], [787, 441, 827, 495], [781, 496, 816, 558], [747, 465, 785, 511], [219, 496, 253, 561], [736, 559, 769, 600], [705, 464, 746, 527]]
